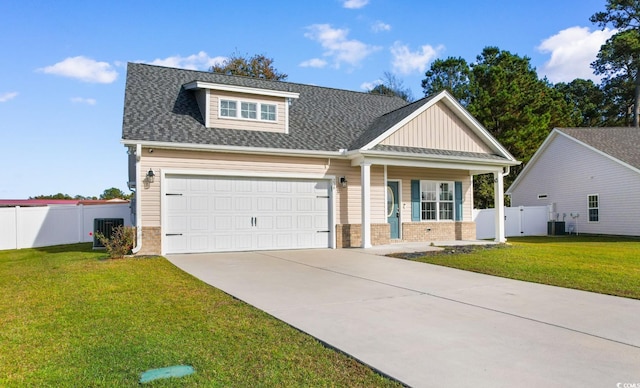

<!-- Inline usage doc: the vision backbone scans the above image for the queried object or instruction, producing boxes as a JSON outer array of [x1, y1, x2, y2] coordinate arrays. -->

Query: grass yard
[[0, 244, 400, 387], [406, 235, 640, 299]]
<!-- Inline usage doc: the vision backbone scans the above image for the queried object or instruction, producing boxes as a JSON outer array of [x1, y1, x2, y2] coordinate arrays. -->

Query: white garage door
[[164, 175, 332, 253]]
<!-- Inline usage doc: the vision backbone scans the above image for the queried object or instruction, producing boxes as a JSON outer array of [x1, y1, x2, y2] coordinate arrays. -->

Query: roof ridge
[[128, 62, 404, 99]]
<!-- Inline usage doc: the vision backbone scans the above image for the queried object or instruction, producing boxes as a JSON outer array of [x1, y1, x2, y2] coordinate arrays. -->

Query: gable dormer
[[184, 81, 299, 134]]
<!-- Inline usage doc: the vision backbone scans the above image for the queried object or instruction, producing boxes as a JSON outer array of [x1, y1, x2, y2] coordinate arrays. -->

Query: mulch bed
[[388, 244, 505, 260]]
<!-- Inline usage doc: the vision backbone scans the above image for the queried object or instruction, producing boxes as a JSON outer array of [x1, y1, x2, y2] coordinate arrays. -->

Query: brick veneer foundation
[[336, 223, 390, 248], [401, 222, 476, 241], [136, 222, 475, 254], [136, 226, 162, 256]]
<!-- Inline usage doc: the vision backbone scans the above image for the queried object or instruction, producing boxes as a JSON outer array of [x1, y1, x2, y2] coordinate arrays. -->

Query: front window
[[421, 181, 454, 221], [220, 100, 237, 117], [588, 194, 599, 222], [241, 102, 257, 119]]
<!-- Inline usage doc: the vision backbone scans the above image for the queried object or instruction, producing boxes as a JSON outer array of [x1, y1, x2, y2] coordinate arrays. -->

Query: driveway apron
[[167, 249, 640, 388]]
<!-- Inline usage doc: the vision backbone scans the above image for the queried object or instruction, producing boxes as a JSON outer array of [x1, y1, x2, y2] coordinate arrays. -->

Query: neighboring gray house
[[507, 127, 640, 236]]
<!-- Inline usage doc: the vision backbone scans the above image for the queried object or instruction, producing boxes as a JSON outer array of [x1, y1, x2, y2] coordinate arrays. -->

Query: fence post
[[77, 204, 84, 243], [15, 206, 21, 249]]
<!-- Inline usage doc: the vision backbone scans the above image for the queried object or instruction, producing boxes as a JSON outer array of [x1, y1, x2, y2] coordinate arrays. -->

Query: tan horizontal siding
[[381, 102, 493, 154], [139, 149, 380, 226], [387, 166, 473, 222], [209, 90, 286, 133]]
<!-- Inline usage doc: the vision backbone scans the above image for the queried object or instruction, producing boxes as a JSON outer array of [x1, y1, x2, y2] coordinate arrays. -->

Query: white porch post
[[361, 162, 372, 248], [494, 171, 506, 243]]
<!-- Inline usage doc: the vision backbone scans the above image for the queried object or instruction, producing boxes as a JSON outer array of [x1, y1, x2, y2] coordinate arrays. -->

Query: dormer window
[[184, 81, 298, 133], [219, 99, 277, 122], [261, 104, 276, 121], [241, 102, 257, 119], [220, 100, 237, 117]]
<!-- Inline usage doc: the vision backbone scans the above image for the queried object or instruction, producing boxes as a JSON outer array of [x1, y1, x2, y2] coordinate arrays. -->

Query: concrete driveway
[[167, 248, 640, 388]]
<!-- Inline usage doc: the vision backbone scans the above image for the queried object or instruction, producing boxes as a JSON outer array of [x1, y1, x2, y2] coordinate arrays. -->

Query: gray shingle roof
[[349, 97, 434, 149], [371, 144, 509, 161], [122, 63, 407, 151], [558, 127, 640, 170]]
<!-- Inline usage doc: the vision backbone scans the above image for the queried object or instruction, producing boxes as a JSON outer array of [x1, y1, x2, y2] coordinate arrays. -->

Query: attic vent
[[538, 194, 548, 200], [93, 218, 124, 249]]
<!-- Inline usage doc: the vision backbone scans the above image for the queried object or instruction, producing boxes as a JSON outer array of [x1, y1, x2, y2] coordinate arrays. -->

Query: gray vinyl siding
[[509, 134, 640, 236]]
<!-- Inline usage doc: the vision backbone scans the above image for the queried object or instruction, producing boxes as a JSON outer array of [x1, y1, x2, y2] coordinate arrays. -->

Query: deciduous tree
[[368, 72, 414, 102], [210, 53, 287, 80]]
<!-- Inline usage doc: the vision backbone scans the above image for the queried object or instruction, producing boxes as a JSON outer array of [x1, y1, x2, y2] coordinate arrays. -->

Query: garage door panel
[[257, 197, 274, 211], [234, 197, 253, 211], [214, 196, 232, 211], [166, 175, 331, 253]]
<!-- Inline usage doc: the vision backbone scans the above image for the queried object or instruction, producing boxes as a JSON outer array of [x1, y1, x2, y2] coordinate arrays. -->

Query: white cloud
[[0, 92, 18, 102], [38, 56, 118, 83], [70, 97, 97, 105], [147, 51, 227, 71], [300, 58, 328, 68], [360, 79, 382, 91], [304, 24, 381, 68], [343, 0, 369, 9], [537, 26, 616, 83], [390, 41, 443, 75], [372, 21, 391, 33]]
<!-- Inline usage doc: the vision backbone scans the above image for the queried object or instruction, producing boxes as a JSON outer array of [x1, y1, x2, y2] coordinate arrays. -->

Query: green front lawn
[[0, 244, 399, 387], [410, 236, 640, 299]]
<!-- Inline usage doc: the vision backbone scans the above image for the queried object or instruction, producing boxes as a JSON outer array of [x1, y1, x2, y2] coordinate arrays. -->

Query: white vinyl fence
[[0, 204, 132, 250], [473, 206, 549, 240]]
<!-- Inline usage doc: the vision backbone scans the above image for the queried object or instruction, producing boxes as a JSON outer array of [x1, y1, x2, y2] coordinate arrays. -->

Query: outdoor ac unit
[[93, 218, 124, 249]]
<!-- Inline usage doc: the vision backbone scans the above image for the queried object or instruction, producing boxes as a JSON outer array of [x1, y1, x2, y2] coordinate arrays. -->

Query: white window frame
[[220, 99, 237, 118], [219, 98, 277, 123], [587, 194, 599, 223], [261, 103, 277, 121], [241, 102, 257, 119], [420, 180, 455, 221]]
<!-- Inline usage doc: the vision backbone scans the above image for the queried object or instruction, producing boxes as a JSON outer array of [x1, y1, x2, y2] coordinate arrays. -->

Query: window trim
[[419, 180, 455, 222], [219, 98, 277, 122], [587, 194, 599, 223]]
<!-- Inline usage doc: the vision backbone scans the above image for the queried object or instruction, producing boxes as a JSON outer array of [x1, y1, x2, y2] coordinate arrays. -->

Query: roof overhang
[[121, 139, 343, 159], [349, 149, 519, 174], [183, 81, 300, 99]]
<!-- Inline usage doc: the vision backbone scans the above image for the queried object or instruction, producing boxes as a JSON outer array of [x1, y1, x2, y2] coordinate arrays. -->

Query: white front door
[[164, 175, 331, 253]]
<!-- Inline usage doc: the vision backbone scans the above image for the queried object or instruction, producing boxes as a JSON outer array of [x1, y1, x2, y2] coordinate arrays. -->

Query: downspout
[[131, 143, 143, 254]]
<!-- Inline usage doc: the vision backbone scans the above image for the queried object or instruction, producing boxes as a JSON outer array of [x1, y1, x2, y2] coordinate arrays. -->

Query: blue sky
[[0, 0, 612, 199]]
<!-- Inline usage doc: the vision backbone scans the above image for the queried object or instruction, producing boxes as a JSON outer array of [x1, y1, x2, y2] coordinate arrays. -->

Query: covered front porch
[[351, 151, 516, 248]]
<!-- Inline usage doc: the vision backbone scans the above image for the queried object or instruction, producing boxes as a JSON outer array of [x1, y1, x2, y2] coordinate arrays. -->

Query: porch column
[[494, 171, 506, 243], [361, 162, 372, 248]]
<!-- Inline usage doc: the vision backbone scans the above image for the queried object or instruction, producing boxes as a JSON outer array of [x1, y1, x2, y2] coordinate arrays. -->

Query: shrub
[[96, 225, 135, 259]]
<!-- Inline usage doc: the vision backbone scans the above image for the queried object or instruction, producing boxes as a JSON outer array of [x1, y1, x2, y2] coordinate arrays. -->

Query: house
[[507, 127, 640, 236], [121, 63, 518, 255]]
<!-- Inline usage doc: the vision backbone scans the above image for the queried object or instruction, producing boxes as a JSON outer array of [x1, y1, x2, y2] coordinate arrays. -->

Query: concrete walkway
[[167, 249, 640, 388]]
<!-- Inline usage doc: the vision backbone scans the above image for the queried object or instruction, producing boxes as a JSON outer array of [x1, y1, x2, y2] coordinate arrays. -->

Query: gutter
[[120, 140, 346, 159], [131, 143, 143, 254]]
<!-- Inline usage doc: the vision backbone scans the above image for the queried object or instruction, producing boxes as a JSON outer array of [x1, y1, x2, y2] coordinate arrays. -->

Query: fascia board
[[120, 139, 344, 159], [350, 154, 516, 173], [183, 81, 300, 99], [357, 150, 519, 167]]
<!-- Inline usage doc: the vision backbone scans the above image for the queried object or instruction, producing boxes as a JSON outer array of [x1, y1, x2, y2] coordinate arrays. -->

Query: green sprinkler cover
[[139, 365, 195, 383]]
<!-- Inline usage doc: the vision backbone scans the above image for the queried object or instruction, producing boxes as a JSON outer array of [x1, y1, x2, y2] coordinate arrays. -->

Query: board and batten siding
[[509, 134, 640, 236], [381, 102, 493, 154], [139, 149, 387, 227], [387, 166, 473, 222], [208, 90, 286, 133]]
